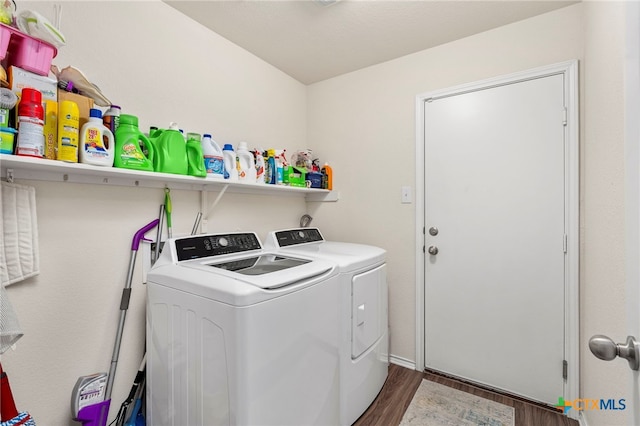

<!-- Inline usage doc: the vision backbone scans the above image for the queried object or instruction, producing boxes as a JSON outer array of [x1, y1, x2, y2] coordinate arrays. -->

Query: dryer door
[[352, 264, 387, 358]]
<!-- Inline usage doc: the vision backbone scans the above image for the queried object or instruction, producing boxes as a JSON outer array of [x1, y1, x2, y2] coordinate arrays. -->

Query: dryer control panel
[[273, 228, 324, 247], [175, 233, 261, 261]]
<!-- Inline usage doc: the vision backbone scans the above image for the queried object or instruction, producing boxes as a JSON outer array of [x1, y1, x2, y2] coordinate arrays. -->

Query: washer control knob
[[428, 246, 439, 255], [218, 237, 229, 247]]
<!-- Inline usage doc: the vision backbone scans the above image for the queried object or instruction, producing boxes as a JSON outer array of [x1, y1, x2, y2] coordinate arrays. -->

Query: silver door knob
[[589, 335, 639, 371], [428, 246, 439, 255]]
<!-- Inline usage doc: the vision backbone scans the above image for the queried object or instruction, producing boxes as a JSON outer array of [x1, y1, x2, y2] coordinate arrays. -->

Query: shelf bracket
[[5, 168, 14, 183], [200, 184, 229, 233]]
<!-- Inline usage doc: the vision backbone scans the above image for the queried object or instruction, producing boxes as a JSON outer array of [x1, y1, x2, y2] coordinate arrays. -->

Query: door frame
[[624, 3, 640, 424], [414, 60, 579, 417]]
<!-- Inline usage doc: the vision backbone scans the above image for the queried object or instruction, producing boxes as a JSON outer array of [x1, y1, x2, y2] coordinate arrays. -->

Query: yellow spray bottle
[[57, 100, 80, 163]]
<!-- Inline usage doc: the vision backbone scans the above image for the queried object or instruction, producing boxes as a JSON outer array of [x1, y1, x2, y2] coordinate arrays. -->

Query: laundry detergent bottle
[[201, 134, 224, 179], [236, 141, 256, 182], [114, 114, 154, 171], [222, 143, 238, 181], [79, 108, 115, 166], [186, 133, 207, 177], [148, 123, 188, 175]]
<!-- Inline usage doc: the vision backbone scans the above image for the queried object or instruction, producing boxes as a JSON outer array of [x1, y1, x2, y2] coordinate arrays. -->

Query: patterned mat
[[399, 379, 515, 426]]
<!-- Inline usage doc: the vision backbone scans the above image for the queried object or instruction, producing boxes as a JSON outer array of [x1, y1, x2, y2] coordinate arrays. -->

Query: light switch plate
[[401, 186, 412, 204]]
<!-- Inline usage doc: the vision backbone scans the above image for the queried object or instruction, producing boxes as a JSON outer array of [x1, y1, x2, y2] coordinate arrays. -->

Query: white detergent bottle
[[79, 108, 115, 166], [201, 133, 224, 179], [222, 143, 238, 181], [236, 141, 257, 182]]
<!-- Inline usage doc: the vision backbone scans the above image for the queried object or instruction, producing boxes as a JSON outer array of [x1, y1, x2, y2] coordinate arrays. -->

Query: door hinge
[[563, 360, 568, 380], [562, 107, 568, 126], [563, 234, 568, 253], [422, 246, 425, 253], [423, 226, 425, 234]]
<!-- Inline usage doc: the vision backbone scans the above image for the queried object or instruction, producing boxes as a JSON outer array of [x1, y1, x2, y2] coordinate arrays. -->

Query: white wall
[[2, 2, 309, 424], [581, 2, 628, 425]]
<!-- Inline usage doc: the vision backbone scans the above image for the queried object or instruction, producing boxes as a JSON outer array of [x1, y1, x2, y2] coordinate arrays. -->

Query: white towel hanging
[[0, 181, 40, 286]]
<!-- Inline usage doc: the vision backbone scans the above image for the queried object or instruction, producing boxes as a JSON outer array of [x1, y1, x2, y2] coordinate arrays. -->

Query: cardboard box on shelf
[[57, 89, 93, 130]]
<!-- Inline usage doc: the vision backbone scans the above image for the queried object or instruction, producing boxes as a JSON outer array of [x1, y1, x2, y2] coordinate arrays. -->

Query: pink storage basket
[[0, 23, 57, 76], [0, 25, 11, 60]]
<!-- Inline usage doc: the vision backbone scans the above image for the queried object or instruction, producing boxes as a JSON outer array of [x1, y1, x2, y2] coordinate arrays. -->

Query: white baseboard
[[389, 354, 417, 370], [578, 411, 588, 426]]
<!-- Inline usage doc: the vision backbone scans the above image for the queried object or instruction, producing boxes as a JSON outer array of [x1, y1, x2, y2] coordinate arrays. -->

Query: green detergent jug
[[186, 133, 207, 178], [147, 123, 188, 175], [114, 114, 154, 172]]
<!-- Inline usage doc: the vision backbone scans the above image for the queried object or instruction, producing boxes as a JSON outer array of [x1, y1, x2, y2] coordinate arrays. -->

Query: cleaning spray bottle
[[254, 149, 265, 184], [223, 143, 238, 181], [57, 100, 80, 163], [15, 88, 44, 158], [266, 149, 276, 184], [275, 153, 284, 185], [321, 163, 333, 190], [79, 108, 114, 166]]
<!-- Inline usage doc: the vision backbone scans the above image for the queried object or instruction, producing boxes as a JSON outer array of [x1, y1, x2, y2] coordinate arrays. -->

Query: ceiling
[[165, 0, 577, 85]]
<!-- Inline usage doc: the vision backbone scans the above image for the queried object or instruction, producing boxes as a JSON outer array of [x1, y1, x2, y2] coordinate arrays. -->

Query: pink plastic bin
[[0, 23, 57, 76]]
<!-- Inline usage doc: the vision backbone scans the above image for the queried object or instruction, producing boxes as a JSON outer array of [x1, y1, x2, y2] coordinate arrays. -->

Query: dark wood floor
[[353, 364, 579, 426]]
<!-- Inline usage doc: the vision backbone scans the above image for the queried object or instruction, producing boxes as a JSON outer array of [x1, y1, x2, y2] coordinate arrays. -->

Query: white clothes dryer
[[265, 228, 389, 426], [146, 232, 342, 425]]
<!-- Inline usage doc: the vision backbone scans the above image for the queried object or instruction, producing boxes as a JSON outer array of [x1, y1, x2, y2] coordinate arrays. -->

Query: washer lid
[[265, 228, 386, 272], [208, 253, 310, 275], [180, 253, 335, 290]]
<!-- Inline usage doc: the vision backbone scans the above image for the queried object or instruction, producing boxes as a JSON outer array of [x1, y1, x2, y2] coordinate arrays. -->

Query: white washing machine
[[146, 232, 342, 425], [265, 228, 389, 426]]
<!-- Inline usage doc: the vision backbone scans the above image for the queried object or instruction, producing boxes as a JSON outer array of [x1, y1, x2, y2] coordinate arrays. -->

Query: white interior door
[[423, 73, 567, 405]]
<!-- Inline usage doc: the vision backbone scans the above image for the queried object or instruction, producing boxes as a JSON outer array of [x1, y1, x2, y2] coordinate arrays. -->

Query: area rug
[[399, 379, 515, 426]]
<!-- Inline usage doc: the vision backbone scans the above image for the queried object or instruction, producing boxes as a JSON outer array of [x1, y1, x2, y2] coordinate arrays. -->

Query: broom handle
[[105, 219, 158, 402]]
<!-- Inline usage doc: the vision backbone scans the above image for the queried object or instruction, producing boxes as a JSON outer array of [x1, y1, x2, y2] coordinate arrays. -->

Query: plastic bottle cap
[[90, 108, 102, 119], [109, 105, 121, 110], [238, 141, 248, 151], [21, 87, 42, 103], [223, 144, 234, 150], [169, 122, 180, 131], [119, 114, 138, 126], [203, 133, 211, 138]]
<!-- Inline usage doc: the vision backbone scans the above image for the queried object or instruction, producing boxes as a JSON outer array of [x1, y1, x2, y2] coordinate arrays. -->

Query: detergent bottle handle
[[140, 133, 155, 167], [103, 128, 115, 156], [132, 219, 159, 251]]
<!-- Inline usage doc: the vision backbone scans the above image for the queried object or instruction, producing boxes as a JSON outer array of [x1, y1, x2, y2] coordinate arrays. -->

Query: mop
[[113, 204, 166, 426], [71, 219, 159, 426]]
